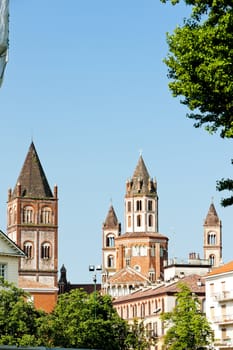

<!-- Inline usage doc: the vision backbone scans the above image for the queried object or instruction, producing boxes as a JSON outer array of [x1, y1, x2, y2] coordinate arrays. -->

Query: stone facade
[[7, 142, 58, 312]]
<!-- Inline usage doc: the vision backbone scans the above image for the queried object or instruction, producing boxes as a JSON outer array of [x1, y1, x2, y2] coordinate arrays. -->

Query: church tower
[[7, 142, 58, 312], [115, 155, 168, 281], [103, 156, 168, 296], [203, 202, 222, 267], [125, 155, 158, 234], [102, 205, 121, 282]]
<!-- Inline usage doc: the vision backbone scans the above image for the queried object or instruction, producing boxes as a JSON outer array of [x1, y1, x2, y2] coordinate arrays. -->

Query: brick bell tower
[[115, 155, 168, 282], [102, 156, 169, 296], [7, 142, 58, 312], [203, 202, 222, 267]]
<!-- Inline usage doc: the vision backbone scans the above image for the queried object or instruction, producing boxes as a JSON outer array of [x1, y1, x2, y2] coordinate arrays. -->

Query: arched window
[[149, 270, 155, 282], [107, 255, 114, 267], [151, 245, 155, 257], [209, 254, 215, 266], [106, 234, 115, 247], [132, 245, 140, 256], [141, 303, 145, 318], [127, 201, 131, 212], [13, 206, 17, 224], [148, 301, 151, 315], [133, 304, 137, 318], [23, 206, 34, 223], [23, 241, 33, 259], [148, 214, 153, 227], [137, 215, 141, 227], [208, 232, 216, 245], [162, 299, 165, 312], [140, 246, 147, 256], [126, 305, 129, 319], [148, 200, 153, 211], [8, 208, 13, 226], [41, 207, 52, 224], [41, 242, 51, 259], [128, 215, 131, 227], [136, 200, 142, 211]]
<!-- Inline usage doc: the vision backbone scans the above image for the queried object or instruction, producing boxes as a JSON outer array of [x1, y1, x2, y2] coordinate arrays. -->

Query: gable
[[0, 230, 25, 257], [109, 266, 150, 284]]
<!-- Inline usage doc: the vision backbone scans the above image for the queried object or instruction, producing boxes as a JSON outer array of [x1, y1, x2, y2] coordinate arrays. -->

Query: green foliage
[[0, 278, 47, 347], [163, 3, 233, 138], [161, 282, 213, 350], [161, 0, 233, 206], [48, 288, 129, 350], [216, 158, 233, 206], [125, 319, 155, 350], [0, 280, 155, 350]]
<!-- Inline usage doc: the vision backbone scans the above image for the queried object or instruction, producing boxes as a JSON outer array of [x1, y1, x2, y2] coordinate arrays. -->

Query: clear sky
[[0, 1, 232, 284]]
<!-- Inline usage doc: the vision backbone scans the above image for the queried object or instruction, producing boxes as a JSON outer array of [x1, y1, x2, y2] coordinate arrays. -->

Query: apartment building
[[205, 261, 233, 350]]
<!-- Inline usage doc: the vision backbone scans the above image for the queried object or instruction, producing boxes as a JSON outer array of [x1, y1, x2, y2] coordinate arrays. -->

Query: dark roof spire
[[126, 155, 157, 196], [133, 155, 150, 180], [204, 202, 220, 226], [12, 142, 53, 198], [103, 205, 120, 229]]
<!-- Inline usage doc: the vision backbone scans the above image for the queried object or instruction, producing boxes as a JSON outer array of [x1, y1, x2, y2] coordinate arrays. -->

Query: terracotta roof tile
[[117, 231, 168, 240], [206, 260, 233, 276], [109, 266, 150, 284], [114, 274, 205, 303]]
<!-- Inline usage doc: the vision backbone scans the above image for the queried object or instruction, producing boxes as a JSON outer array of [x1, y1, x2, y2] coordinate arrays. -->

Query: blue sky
[[0, 1, 232, 283]]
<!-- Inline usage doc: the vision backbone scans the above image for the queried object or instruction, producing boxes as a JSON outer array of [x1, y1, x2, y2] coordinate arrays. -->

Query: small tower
[[7, 142, 58, 312], [58, 264, 69, 294], [101, 155, 169, 299], [203, 202, 222, 267], [115, 155, 168, 282], [125, 155, 158, 233], [102, 205, 121, 283]]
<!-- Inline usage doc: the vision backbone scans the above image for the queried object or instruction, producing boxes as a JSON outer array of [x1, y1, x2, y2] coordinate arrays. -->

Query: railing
[[214, 291, 233, 302], [214, 314, 233, 324], [214, 338, 233, 347]]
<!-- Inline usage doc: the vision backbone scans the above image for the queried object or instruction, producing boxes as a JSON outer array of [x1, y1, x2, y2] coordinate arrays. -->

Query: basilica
[[101, 154, 222, 298], [1, 142, 223, 313]]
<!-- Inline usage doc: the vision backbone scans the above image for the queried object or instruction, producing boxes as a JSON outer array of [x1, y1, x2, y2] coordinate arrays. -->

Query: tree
[[161, 282, 213, 350], [125, 318, 155, 350], [161, 0, 233, 205], [216, 170, 233, 206], [161, 0, 233, 138], [48, 288, 129, 350], [0, 278, 47, 346]]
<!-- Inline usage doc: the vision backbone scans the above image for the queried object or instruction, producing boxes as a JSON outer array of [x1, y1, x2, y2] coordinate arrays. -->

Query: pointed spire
[[133, 155, 150, 180], [204, 202, 220, 225], [58, 264, 67, 284], [103, 205, 119, 229], [126, 155, 156, 196], [12, 142, 53, 198]]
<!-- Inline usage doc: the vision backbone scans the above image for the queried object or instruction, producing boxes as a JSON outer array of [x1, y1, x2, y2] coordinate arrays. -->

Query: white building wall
[[206, 271, 233, 349], [164, 263, 211, 281], [0, 255, 19, 286]]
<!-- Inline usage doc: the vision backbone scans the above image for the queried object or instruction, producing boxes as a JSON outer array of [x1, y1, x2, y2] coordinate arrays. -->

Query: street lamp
[[89, 264, 102, 319]]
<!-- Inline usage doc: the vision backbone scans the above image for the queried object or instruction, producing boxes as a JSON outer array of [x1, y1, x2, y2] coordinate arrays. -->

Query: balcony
[[215, 291, 233, 302], [214, 338, 233, 349], [214, 314, 233, 325]]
